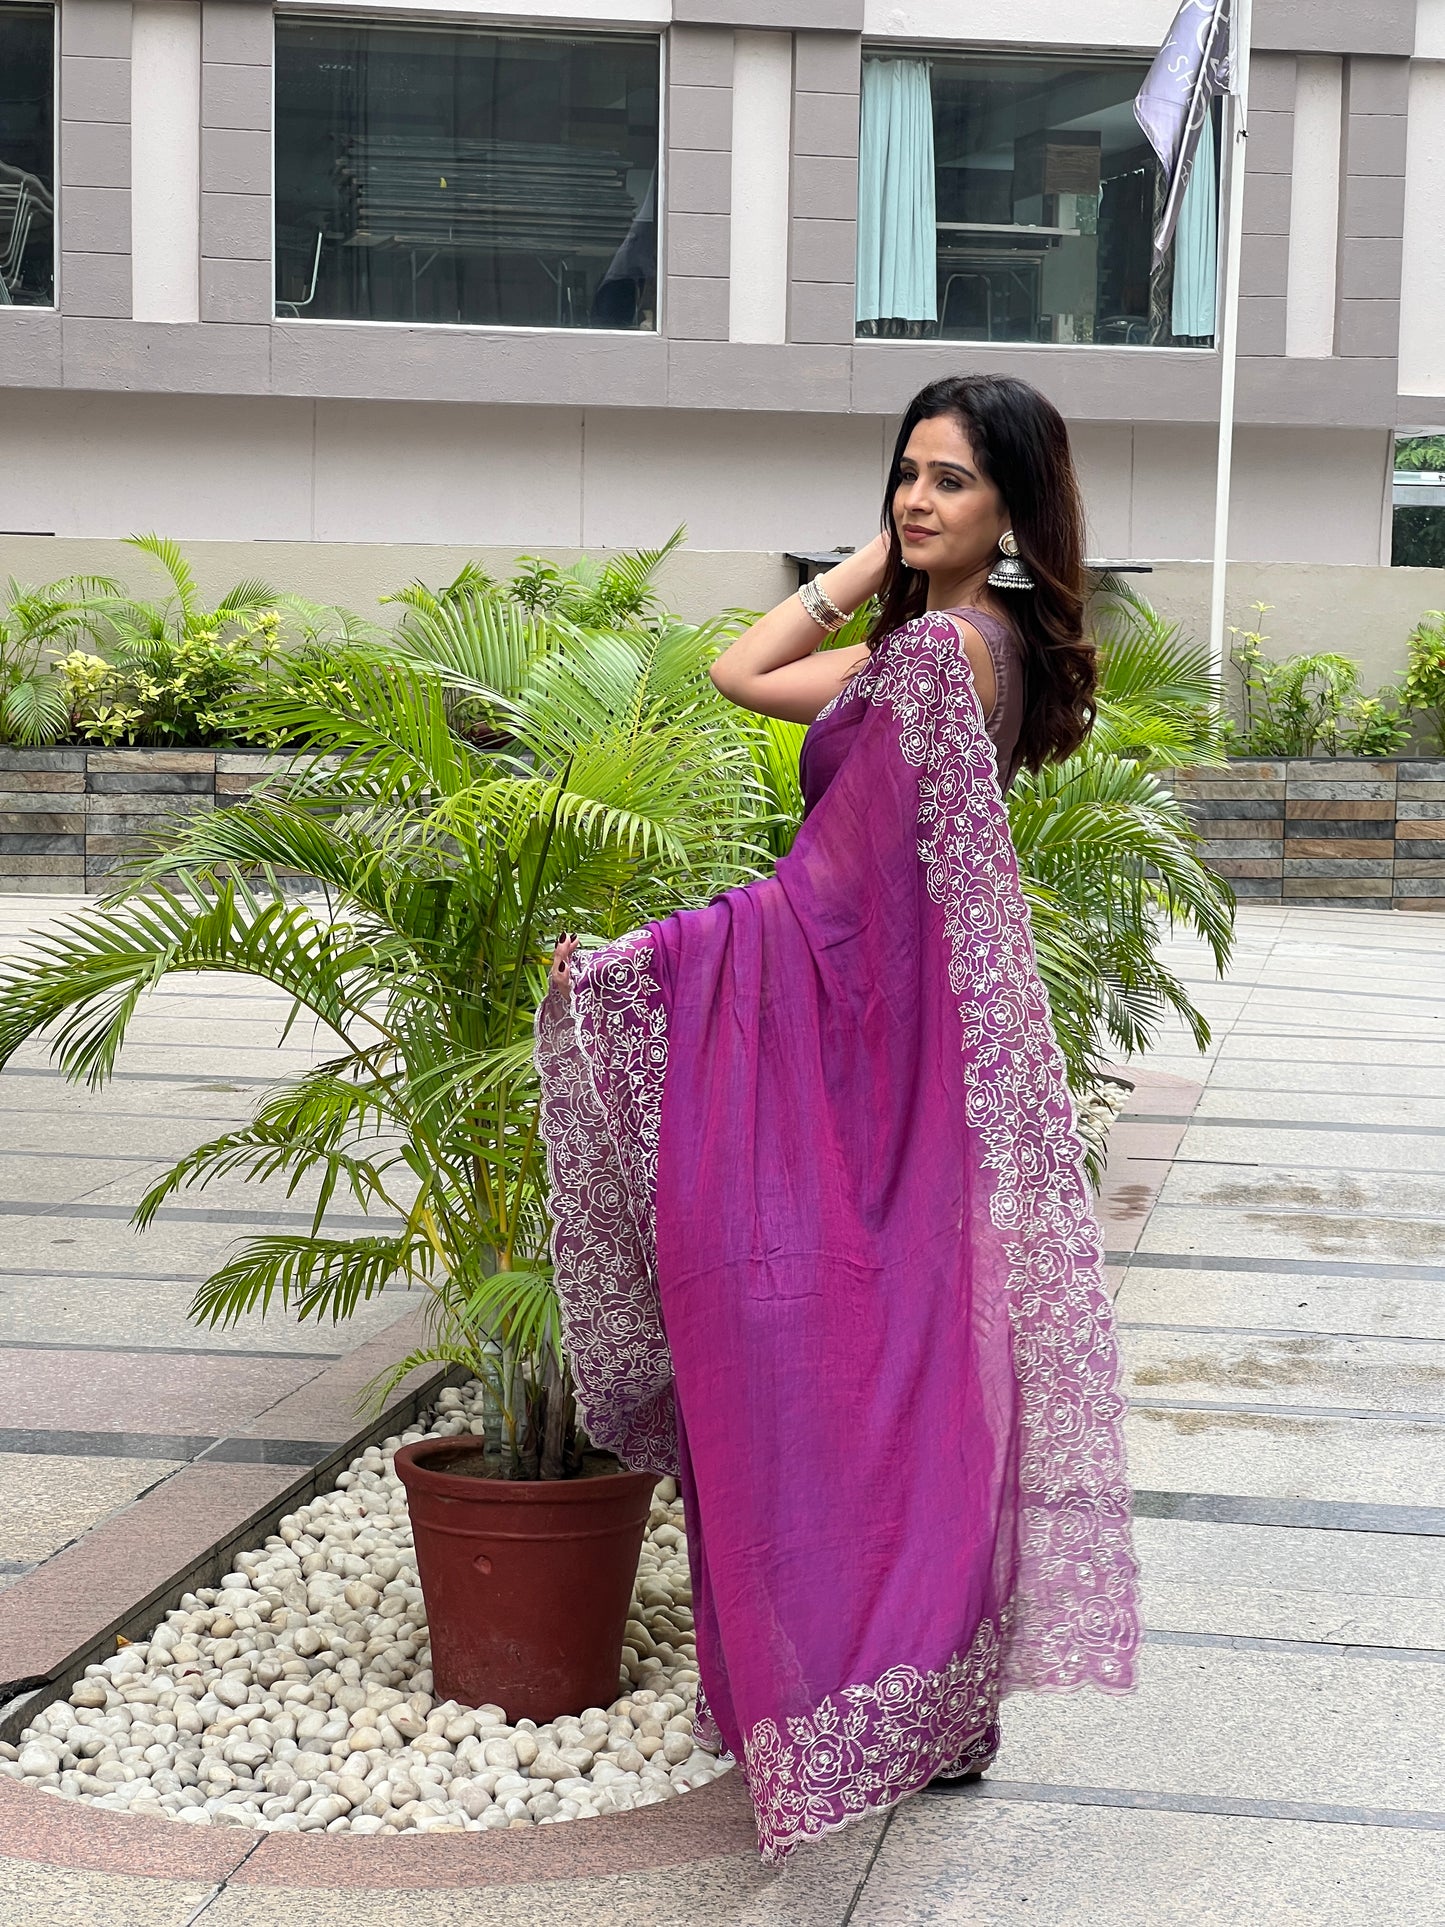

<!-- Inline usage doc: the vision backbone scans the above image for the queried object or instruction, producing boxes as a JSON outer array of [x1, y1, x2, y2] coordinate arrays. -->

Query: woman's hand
[[844, 531, 892, 605], [708, 532, 894, 726], [549, 933, 579, 1001]]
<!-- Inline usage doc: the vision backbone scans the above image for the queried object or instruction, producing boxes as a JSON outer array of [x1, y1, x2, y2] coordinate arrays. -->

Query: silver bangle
[[799, 578, 849, 633]]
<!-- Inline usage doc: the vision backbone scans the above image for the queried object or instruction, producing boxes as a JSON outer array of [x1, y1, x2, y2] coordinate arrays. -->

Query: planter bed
[[1172, 758, 1445, 908], [0, 748, 289, 895]]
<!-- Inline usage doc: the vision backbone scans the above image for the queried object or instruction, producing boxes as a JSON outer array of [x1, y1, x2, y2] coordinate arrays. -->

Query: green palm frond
[[747, 712, 808, 858], [126, 533, 200, 621], [190, 1230, 430, 1327], [215, 578, 281, 617], [0, 887, 364, 1086], [464, 1267, 562, 1367], [2, 674, 71, 746], [389, 594, 550, 710], [231, 656, 469, 801], [1092, 581, 1228, 768]]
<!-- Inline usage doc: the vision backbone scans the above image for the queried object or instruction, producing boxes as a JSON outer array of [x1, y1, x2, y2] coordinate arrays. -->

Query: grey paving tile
[[0, 1154, 173, 1206], [1214, 1034, 1445, 1066], [1137, 1203, 1445, 1268], [1190, 1089, 1445, 1127], [1114, 1266, 1445, 1342], [1124, 1406, 1445, 1509], [1160, 1160, 1445, 1217], [117, 1014, 352, 1051], [0, 1346, 324, 1433], [0, 1859, 214, 1927], [0, 1451, 181, 1561], [0, 1111, 249, 1158], [0, 1213, 293, 1278], [854, 1797, 1445, 1926], [1123, 1328, 1445, 1417], [204, 1825, 882, 1924], [6, 1038, 324, 1082], [1176, 1126, 1445, 1174], [1199, 1060, 1445, 1096], [0, 1082, 266, 1123], [1135, 1515, 1445, 1649], [996, 1642, 1443, 1814], [0, 1273, 405, 1351]]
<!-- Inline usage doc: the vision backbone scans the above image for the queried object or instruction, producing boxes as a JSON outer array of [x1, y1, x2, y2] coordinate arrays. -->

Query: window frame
[[855, 38, 1223, 356], [0, 0, 58, 313], [270, 9, 668, 337]]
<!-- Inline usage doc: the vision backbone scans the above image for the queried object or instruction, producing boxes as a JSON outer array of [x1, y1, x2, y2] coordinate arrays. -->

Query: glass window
[[274, 18, 660, 331], [856, 52, 1217, 349], [0, 2, 54, 308], [1392, 434, 1445, 566]]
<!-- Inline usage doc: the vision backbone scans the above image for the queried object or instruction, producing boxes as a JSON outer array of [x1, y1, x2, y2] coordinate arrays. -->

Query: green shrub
[[0, 574, 118, 745], [1226, 607, 1410, 757], [1401, 611, 1445, 753]]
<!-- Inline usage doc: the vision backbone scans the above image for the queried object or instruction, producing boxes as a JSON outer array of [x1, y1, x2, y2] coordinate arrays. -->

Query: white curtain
[[856, 58, 937, 327], [1171, 111, 1218, 340]]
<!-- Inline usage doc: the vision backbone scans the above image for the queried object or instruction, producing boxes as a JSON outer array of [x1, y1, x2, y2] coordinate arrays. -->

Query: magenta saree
[[535, 612, 1139, 1861]]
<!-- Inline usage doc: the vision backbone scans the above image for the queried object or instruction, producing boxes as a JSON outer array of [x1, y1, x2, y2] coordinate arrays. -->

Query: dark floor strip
[[954, 1779, 1445, 1832], [198, 1437, 336, 1466], [0, 1427, 214, 1459], [0, 1200, 389, 1230], [1144, 1628, 1445, 1664], [4, 1067, 277, 1087], [1132, 1489, 1445, 1536], [1142, 1113, 1445, 1138], [0, 1265, 208, 1282], [1130, 1394, 1445, 1425], [0, 1429, 335, 1465], [0, 1338, 343, 1359], [0, 1148, 174, 1163], [1121, 1320, 1445, 1347], [1116, 1252, 1445, 1281], [0, 1560, 33, 1577]]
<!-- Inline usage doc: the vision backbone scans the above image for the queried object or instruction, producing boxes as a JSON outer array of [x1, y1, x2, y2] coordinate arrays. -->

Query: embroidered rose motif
[[797, 1729, 867, 1795]]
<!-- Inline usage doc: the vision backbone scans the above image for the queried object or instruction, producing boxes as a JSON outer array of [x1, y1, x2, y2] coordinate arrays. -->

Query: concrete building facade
[[3, 0, 1445, 658]]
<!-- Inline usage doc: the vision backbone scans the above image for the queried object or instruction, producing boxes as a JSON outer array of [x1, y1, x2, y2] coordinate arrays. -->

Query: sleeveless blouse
[[799, 605, 1026, 813]]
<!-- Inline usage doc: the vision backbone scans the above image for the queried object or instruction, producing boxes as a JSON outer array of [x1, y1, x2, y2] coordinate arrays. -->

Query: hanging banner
[[1134, 0, 1233, 266]]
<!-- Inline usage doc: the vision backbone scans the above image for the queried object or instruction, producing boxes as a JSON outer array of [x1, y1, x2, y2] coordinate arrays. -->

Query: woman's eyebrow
[[930, 459, 973, 477]]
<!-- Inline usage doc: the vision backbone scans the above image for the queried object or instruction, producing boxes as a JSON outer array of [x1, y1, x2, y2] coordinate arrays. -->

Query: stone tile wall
[[0, 748, 285, 893], [1174, 758, 1445, 907]]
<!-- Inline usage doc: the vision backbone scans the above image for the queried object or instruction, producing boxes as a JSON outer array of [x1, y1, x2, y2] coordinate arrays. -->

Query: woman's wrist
[[816, 537, 890, 616]]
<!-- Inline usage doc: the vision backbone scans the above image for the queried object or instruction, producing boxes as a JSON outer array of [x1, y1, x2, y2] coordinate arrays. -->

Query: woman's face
[[892, 413, 1011, 583]]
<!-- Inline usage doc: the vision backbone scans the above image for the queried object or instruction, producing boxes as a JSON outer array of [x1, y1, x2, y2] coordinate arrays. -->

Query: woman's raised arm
[[708, 535, 889, 724]]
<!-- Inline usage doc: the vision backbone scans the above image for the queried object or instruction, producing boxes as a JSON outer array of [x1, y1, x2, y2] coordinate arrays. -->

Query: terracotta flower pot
[[393, 1438, 655, 1722]]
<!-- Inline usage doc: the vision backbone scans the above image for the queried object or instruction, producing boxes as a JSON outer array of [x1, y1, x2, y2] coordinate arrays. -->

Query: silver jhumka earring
[[988, 529, 1035, 591]]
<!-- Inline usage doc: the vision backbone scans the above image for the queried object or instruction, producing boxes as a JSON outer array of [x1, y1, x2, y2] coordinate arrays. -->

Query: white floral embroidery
[[866, 616, 1138, 1703], [535, 931, 678, 1476], [743, 1620, 1004, 1859]]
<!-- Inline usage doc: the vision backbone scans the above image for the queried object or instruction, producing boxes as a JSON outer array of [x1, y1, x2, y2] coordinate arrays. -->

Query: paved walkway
[[1, 902, 1442, 1922], [0, 894, 436, 1707]]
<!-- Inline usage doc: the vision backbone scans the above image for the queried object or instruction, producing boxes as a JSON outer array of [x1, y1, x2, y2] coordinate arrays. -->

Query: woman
[[536, 374, 1139, 1862]]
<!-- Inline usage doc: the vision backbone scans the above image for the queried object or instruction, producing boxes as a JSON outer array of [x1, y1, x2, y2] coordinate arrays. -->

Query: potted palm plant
[[0, 579, 760, 1720]]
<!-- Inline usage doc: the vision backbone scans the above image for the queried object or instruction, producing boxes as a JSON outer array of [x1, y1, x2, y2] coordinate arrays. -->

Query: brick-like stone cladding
[[0, 749, 289, 893], [1172, 759, 1445, 909]]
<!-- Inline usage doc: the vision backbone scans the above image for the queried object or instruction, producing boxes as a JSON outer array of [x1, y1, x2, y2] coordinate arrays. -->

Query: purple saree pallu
[[535, 612, 1139, 1861]]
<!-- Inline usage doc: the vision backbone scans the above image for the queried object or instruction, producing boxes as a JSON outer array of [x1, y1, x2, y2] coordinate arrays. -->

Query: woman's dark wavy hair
[[869, 374, 1095, 770]]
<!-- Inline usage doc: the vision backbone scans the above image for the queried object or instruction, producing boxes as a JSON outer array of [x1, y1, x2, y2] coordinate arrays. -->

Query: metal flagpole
[[1207, 0, 1254, 678]]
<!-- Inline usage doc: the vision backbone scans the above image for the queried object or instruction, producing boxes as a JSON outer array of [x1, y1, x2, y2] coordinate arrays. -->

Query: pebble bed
[[0, 1382, 730, 1834]]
